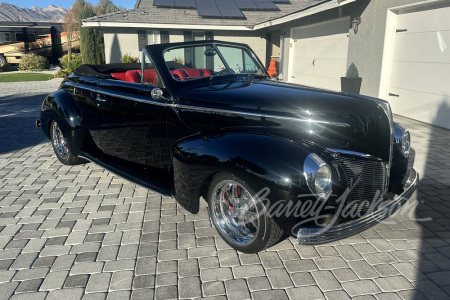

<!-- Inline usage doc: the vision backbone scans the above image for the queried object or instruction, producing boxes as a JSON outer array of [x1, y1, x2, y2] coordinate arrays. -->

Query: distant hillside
[[0, 3, 67, 22]]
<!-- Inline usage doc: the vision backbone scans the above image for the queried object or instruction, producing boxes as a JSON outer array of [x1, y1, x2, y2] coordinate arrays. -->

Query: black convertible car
[[38, 40, 418, 253]]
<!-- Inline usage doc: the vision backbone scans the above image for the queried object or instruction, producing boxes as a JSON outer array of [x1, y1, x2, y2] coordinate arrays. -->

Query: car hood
[[174, 78, 392, 161]]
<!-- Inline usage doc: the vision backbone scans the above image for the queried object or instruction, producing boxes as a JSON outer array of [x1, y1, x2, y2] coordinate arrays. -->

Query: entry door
[[289, 17, 350, 91], [388, 5, 450, 129]]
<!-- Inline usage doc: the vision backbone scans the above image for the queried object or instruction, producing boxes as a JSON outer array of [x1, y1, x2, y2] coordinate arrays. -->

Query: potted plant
[[341, 63, 362, 94]]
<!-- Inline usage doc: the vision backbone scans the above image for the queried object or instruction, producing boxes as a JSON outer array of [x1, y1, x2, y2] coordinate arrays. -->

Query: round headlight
[[304, 153, 332, 199], [402, 130, 410, 156], [315, 165, 332, 196]]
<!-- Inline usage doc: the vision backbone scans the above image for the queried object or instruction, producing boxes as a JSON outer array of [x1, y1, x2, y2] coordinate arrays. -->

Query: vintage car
[[37, 40, 418, 253]]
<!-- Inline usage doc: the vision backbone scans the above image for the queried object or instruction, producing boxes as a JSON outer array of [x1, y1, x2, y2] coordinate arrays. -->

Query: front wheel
[[50, 120, 83, 165], [208, 172, 284, 253]]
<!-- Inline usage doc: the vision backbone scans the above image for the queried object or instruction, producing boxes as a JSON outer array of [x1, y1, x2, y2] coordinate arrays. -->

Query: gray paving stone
[[285, 286, 324, 300], [203, 281, 226, 296], [201, 268, 233, 282], [348, 260, 379, 279], [252, 289, 289, 300], [224, 278, 251, 300], [266, 268, 294, 288], [86, 272, 112, 293], [46, 287, 85, 300], [133, 274, 155, 289], [156, 272, 178, 287], [106, 291, 131, 300], [247, 276, 271, 291], [9, 292, 48, 300], [0, 281, 19, 299], [178, 259, 199, 277], [324, 290, 351, 300], [70, 261, 104, 275], [131, 289, 155, 300], [311, 270, 342, 291], [342, 280, 381, 297], [155, 285, 177, 300], [259, 251, 283, 269], [64, 274, 89, 288], [82, 293, 107, 300], [13, 267, 49, 281], [109, 270, 133, 291], [103, 259, 136, 272], [179, 276, 201, 299], [39, 270, 69, 291]]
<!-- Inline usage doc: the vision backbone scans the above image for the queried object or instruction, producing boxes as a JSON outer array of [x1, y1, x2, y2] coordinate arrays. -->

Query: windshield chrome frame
[[162, 41, 268, 81]]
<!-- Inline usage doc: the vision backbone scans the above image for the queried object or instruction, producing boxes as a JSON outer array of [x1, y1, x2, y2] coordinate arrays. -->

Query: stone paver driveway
[[0, 81, 449, 299]]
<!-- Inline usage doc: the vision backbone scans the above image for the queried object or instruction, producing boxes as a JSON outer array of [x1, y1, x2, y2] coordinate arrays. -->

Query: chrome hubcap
[[52, 122, 68, 159], [212, 180, 259, 245]]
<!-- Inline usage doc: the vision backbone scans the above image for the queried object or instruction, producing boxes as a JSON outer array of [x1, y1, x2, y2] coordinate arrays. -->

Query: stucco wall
[[278, 0, 427, 97], [346, 0, 427, 97], [102, 28, 266, 64]]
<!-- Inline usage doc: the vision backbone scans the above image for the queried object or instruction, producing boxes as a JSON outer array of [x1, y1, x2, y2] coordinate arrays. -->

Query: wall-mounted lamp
[[352, 17, 362, 34]]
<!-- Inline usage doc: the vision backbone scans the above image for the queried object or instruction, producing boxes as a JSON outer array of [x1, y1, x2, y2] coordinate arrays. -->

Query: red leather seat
[[172, 69, 188, 80], [111, 72, 127, 81], [183, 68, 212, 77], [137, 69, 158, 85], [124, 70, 141, 83]]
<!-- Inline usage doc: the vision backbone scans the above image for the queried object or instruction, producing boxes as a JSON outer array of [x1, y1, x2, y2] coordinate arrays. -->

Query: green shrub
[[61, 54, 83, 73], [346, 63, 359, 78], [18, 53, 49, 71], [120, 54, 139, 63], [0, 63, 17, 72]]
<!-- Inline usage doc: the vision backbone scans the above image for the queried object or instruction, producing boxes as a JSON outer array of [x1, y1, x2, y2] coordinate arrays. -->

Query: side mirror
[[151, 88, 164, 100]]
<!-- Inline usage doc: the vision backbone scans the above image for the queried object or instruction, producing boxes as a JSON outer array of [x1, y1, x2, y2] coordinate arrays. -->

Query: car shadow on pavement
[[406, 100, 450, 299], [0, 93, 49, 155]]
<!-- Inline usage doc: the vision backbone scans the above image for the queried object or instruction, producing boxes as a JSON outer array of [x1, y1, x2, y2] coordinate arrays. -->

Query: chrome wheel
[[212, 180, 260, 245], [52, 122, 68, 160]]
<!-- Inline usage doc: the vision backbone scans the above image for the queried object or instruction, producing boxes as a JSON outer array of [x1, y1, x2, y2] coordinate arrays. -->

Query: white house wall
[[102, 28, 266, 65]]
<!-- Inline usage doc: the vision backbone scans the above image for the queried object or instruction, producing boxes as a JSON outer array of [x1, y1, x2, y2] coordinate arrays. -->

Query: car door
[[93, 54, 171, 189]]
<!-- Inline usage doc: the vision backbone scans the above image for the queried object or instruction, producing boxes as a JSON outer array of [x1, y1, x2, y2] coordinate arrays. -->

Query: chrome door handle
[[96, 94, 107, 102]]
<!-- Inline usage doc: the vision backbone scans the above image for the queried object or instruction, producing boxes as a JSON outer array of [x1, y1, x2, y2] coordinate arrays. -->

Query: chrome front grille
[[335, 155, 387, 211]]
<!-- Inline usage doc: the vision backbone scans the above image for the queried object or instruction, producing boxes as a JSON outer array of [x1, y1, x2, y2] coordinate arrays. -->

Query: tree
[[63, 0, 88, 60], [79, 6, 105, 64], [95, 0, 124, 14]]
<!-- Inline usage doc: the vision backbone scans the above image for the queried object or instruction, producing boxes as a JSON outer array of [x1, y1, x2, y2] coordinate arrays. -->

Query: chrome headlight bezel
[[304, 153, 332, 199], [394, 123, 411, 157]]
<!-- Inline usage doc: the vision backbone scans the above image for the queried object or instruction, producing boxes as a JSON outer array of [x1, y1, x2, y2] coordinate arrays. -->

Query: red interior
[[111, 68, 211, 83]]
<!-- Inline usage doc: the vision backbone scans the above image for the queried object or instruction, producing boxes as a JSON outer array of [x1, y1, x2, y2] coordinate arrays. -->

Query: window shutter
[[138, 30, 147, 50], [160, 31, 170, 44], [205, 31, 214, 41]]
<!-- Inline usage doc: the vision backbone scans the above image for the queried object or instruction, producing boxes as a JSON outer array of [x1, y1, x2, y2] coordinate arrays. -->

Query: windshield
[[163, 43, 266, 81]]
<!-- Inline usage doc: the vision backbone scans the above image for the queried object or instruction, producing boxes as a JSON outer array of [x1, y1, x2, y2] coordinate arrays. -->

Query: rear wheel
[[50, 120, 83, 165], [208, 172, 284, 253]]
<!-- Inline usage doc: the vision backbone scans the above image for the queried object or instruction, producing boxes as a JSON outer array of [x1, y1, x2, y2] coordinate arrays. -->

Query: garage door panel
[[291, 57, 347, 79], [293, 37, 349, 60], [388, 88, 450, 129], [289, 17, 349, 90], [390, 61, 450, 95], [389, 5, 450, 129], [293, 74, 341, 91], [394, 31, 450, 64], [397, 6, 450, 33]]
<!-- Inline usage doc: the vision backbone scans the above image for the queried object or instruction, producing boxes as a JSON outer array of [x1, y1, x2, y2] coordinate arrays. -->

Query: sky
[[5, 0, 135, 10]]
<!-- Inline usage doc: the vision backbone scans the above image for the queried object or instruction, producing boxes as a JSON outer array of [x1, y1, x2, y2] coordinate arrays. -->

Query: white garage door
[[388, 6, 450, 129], [288, 17, 350, 91]]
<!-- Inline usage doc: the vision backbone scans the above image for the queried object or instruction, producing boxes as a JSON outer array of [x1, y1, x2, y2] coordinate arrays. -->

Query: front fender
[[172, 132, 321, 234], [40, 89, 84, 155]]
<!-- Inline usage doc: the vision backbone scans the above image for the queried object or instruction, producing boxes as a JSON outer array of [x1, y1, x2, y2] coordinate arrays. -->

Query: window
[[15, 32, 36, 42], [147, 31, 160, 45], [0, 32, 11, 44]]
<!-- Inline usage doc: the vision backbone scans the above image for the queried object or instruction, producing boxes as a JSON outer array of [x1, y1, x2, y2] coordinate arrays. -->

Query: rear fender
[[40, 89, 84, 155]]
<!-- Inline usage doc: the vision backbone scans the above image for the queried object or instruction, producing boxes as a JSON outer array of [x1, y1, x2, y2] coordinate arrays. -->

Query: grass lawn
[[0, 73, 52, 82]]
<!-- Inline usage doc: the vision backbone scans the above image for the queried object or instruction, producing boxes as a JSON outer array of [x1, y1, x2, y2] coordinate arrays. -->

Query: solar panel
[[272, 0, 290, 3], [253, 0, 279, 10], [153, 0, 175, 7], [234, 0, 258, 10], [215, 0, 245, 18], [174, 0, 196, 8], [196, 0, 221, 17]]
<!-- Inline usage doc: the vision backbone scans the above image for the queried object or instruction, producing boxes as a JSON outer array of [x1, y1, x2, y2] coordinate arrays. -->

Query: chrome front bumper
[[297, 168, 419, 245]]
